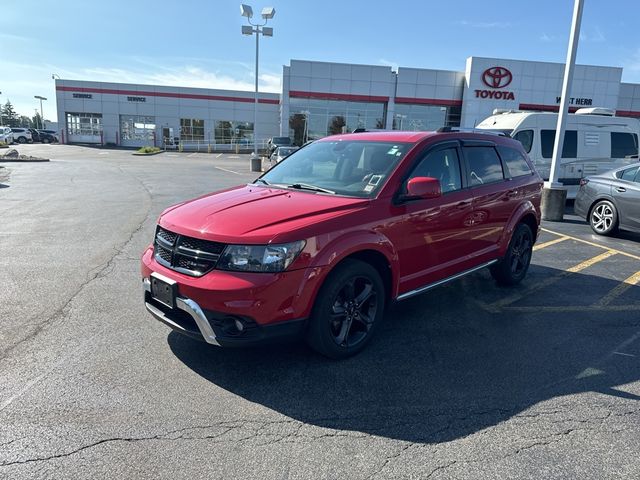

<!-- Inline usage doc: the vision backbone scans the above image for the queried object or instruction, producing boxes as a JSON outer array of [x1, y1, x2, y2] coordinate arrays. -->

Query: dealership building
[[54, 55, 640, 148]]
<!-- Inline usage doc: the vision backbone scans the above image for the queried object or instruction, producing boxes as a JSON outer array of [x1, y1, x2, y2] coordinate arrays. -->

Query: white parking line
[[215, 166, 242, 175]]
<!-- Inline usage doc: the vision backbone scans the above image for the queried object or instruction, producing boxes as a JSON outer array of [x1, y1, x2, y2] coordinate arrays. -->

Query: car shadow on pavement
[[168, 265, 640, 444]]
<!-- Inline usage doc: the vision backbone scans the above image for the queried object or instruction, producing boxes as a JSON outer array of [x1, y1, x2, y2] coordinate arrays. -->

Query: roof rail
[[436, 126, 507, 137]]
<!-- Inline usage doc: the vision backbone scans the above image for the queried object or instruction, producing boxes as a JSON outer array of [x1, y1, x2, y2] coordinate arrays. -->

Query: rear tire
[[589, 200, 618, 236], [490, 223, 533, 286], [17, 137, 26, 144], [307, 259, 385, 359]]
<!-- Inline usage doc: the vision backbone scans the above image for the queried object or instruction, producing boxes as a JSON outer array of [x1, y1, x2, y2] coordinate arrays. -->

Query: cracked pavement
[[1, 145, 639, 479]]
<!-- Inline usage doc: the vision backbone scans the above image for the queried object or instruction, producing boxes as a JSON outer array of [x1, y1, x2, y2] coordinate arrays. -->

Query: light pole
[[541, 0, 584, 221], [34, 95, 47, 129], [301, 110, 310, 144], [0, 90, 3, 125], [241, 4, 275, 172]]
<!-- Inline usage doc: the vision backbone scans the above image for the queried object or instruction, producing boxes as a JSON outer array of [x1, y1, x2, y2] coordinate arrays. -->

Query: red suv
[[141, 130, 543, 358]]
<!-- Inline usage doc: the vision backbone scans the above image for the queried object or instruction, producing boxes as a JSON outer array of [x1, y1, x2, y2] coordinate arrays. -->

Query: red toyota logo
[[482, 66, 512, 89]]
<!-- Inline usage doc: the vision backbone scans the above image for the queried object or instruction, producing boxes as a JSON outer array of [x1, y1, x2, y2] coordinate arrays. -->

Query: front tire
[[307, 259, 385, 359], [490, 223, 533, 286], [589, 200, 618, 236]]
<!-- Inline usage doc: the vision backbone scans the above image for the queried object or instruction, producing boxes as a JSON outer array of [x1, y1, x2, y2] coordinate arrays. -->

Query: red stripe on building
[[56, 86, 280, 104], [394, 97, 462, 107], [615, 110, 640, 118], [288, 90, 389, 103], [518, 103, 579, 113]]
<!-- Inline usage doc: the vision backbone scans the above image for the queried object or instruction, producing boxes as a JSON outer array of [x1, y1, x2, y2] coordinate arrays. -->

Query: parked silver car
[[269, 146, 299, 167], [574, 164, 640, 235]]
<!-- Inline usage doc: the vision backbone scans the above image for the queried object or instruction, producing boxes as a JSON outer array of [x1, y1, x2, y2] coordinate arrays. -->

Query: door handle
[[502, 189, 518, 200], [456, 201, 471, 210], [616, 187, 627, 193]]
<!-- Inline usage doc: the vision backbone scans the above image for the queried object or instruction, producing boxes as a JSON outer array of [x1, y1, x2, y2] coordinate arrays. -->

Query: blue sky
[[2, 0, 640, 120]]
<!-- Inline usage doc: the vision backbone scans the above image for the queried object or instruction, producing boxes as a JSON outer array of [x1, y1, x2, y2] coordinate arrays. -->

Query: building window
[[611, 132, 638, 158], [392, 104, 460, 131], [66, 113, 103, 136], [180, 118, 205, 141], [288, 98, 386, 145], [120, 115, 156, 142], [214, 121, 253, 145], [541, 130, 577, 159]]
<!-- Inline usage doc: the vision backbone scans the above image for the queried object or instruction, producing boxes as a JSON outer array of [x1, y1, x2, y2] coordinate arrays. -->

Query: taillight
[[579, 178, 589, 187]]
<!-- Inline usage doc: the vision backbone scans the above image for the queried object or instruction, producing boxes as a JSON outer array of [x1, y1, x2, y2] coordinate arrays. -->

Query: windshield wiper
[[287, 183, 335, 194], [253, 178, 270, 185]]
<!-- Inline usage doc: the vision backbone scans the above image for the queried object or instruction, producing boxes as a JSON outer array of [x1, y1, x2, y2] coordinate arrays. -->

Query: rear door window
[[617, 166, 639, 181], [497, 146, 533, 178], [463, 146, 505, 186], [541, 130, 577, 159]]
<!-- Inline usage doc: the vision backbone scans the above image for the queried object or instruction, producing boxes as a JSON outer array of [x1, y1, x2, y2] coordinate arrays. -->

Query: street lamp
[[241, 3, 275, 172], [34, 95, 47, 129], [0, 90, 3, 125]]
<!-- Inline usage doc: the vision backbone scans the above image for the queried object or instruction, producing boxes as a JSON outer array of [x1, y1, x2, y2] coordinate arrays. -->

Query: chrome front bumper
[[143, 275, 220, 346]]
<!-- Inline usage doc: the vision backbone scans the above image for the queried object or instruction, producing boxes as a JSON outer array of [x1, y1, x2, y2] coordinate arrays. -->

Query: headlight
[[217, 241, 306, 272]]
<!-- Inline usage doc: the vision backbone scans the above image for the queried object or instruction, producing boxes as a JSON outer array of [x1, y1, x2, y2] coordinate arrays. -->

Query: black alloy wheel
[[490, 223, 533, 286], [307, 259, 385, 359]]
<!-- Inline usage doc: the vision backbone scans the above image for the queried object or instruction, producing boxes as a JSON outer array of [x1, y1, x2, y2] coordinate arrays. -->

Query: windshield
[[259, 140, 411, 197], [272, 137, 291, 144]]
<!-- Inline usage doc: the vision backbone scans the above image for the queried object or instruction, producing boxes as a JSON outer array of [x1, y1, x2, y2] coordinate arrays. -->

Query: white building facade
[[55, 56, 640, 148]]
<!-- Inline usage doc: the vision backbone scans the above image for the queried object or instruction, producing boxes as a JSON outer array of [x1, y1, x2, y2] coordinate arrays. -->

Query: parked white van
[[0, 126, 14, 145], [476, 107, 640, 198]]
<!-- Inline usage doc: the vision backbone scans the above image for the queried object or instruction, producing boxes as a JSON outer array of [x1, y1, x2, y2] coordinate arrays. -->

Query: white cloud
[[540, 33, 555, 42]]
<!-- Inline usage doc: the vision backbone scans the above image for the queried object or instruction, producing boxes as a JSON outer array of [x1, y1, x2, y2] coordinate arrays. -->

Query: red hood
[[159, 184, 369, 244]]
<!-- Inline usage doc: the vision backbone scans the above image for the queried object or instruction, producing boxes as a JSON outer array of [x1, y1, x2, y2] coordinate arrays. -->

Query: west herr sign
[[555, 96, 593, 106], [475, 66, 516, 101]]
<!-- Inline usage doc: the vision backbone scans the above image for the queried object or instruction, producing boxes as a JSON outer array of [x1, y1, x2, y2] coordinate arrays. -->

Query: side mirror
[[401, 176, 441, 201]]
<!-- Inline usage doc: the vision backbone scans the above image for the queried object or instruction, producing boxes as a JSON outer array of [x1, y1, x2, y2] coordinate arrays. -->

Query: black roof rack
[[436, 127, 507, 136]]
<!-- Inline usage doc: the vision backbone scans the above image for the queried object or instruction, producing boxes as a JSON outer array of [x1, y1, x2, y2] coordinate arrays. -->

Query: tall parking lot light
[[34, 95, 47, 129], [542, 0, 584, 221], [241, 4, 275, 172]]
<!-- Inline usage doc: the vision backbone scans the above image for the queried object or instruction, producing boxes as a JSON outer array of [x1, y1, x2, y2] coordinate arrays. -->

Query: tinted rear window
[[463, 146, 505, 185], [498, 146, 533, 177], [541, 130, 577, 159]]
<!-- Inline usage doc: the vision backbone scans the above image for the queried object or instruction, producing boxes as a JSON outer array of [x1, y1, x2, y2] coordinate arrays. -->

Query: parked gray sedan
[[574, 164, 640, 235]]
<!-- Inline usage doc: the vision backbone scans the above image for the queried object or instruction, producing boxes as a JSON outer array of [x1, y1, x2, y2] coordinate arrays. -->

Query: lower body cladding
[[141, 248, 324, 347]]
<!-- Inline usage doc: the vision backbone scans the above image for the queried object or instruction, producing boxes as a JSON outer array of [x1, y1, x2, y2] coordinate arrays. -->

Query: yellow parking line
[[593, 270, 640, 307], [488, 250, 617, 309], [541, 228, 640, 262], [533, 236, 569, 251]]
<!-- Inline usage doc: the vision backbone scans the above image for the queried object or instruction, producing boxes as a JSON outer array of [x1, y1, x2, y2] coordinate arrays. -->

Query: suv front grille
[[154, 226, 225, 277]]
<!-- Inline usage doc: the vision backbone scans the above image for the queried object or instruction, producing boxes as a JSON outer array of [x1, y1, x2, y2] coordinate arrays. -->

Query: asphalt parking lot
[[1, 144, 639, 479]]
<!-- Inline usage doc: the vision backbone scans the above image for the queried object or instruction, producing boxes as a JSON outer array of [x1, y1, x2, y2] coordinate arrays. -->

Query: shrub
[[136, 146, 161, 154]]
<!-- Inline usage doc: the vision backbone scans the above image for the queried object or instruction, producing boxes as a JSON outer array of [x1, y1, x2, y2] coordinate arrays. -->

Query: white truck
[[476, 107, 640, 198]]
